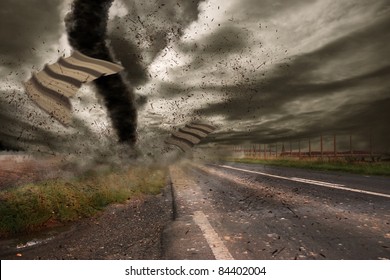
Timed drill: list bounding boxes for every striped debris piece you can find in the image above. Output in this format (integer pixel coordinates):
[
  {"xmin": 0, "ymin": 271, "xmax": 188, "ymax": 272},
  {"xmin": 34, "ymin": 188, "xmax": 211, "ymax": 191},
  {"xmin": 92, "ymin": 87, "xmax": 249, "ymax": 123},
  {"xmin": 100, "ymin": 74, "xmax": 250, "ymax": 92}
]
[
  {"xmin": 165, "ymin": 122, "xmax": 216, "ymax": 152},
  {"xmin": 23, "ymin": 51, "xmax": 124, "ymax": 125}
]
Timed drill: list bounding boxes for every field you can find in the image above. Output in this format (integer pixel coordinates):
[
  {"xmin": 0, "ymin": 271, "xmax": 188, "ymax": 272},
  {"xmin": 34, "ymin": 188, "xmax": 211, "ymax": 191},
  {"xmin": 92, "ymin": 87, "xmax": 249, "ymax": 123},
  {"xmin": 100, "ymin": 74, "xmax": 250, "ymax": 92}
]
[
  {"xmin": 0, "ymin": 155, "xmax": 65, "ymax": 190},
  {"xmin": 0, "ymin": 155, "xmax": 167, "ymax": 237}
]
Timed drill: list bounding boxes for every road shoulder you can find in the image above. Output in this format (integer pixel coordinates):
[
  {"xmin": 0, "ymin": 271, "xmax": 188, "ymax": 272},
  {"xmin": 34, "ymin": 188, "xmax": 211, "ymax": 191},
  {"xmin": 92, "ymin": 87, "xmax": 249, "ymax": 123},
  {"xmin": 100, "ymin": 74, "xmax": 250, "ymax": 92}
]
[{"xmin": 0, "ymin": 186, "xmax": 173, "ymax": 260}]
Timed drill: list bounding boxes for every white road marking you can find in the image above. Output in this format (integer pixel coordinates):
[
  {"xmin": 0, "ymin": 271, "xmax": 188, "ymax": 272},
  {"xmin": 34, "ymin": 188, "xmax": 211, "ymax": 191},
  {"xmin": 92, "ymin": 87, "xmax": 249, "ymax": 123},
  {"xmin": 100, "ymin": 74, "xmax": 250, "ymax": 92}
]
[
  {"xmin": 219, "ymin": 165, "xmax": 390, "ymax": 199},
  {"xmin": 192, "ymin": 211, "xmax": 234, "ymax": 260},
  {"xmin": 289, "ymin": 177, "xmax": 344, "ymax": 187}
]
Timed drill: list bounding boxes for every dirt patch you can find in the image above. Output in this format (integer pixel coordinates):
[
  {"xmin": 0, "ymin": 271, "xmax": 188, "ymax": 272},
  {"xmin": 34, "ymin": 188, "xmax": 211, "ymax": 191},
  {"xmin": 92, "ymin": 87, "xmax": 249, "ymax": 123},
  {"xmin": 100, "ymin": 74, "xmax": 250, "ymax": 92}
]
[{"xmin": 0, "ymin": 155, "xmax": 64, "ymax": 190}]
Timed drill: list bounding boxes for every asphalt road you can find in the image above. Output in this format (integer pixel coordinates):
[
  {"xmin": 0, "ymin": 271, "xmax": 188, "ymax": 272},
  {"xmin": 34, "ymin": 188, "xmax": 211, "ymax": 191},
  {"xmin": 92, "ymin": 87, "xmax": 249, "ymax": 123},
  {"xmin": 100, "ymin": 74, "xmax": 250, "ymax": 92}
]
[
  {"xmin": 1, "ymin": 160, "xmax": 388, "ymax": 260},
  {"xmin": 163, "ymin": 161, "xmax": 390, "ymax": 260}
]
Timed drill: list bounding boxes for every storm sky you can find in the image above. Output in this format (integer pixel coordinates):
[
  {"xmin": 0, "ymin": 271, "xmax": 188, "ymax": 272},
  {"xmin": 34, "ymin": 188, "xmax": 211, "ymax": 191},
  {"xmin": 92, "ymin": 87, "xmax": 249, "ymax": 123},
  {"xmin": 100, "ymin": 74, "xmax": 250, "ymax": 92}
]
[{"xmin": 1, "ymin": 0, "xmax": 389, "ymax": 155}]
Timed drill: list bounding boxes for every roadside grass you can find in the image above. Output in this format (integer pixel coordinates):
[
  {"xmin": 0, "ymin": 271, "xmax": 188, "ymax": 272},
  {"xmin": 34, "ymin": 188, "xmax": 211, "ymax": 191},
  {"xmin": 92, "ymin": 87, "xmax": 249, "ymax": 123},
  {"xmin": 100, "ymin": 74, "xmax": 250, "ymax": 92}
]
[
  {"xmin": 227, "ymin": 158, "xmax": 390, "ymax": 176},
  {"xmin": 0, "ymin": 166, "xmax": 167, "ymax": 237}
]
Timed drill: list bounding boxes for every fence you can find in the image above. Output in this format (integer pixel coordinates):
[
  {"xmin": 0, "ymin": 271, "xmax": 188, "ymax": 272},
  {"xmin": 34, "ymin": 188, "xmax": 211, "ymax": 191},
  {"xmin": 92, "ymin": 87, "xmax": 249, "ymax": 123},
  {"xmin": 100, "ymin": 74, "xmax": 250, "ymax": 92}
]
[{"xmin": 231, "ymin": 134, "xmax": 385, "ymax": 162}]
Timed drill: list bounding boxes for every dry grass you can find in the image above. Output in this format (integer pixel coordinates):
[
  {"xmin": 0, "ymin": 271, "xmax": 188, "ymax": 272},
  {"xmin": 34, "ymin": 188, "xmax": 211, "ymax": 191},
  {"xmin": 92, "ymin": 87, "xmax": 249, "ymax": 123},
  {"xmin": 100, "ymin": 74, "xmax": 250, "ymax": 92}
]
[{"xmin": 0, "ymin": 166, "xmax": 167, "ymax": 237}]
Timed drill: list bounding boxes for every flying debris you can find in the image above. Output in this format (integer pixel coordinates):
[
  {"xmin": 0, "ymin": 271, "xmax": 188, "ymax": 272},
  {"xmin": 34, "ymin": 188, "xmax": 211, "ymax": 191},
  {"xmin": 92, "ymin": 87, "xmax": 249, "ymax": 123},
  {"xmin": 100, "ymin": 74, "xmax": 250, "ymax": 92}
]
[
  {"xmin": 165, "ymin": 122, "xmax": 216, "ymax": 152},
  {"xmin": 23, "ymin": 51, "xmax": 123, "ymax": 125}
]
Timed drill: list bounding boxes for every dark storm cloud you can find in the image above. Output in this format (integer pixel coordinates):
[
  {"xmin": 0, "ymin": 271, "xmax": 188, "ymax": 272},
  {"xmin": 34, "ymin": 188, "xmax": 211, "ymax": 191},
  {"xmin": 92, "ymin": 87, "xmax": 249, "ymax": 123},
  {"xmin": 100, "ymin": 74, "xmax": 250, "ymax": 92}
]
[
  {"xmin": 1, "ymin": 0, "xmax": 388, "ymax": 157},
  {"xmin": 157, "ymin": 82, "xmax": 196, "ymax": 98},
  {"xmin": 208, "ymin": 94, "xmax": 390, "ymax": 153},
  {"xmin": 198, "ymin": 63, "xmax": 390, "ymax": 122},
  {"xmin": 174, "ymin": 25, "xmax": 252, "ymax": 73},
  {"xmin": 0, "ymin": 0, "xmax": 207, "ymax": 154},
  {"xmin": 0, "ymin": 0, "xmax": 66, "ymax": 152},
  {"xmin": 192, "ymin": 15, "xmax": 390, "ymax": 148},
  {"xmin": 0, "ymin": 0, "xmax": 63, "ymax": 69},
  {"xmin": 0, "ymin": 88, "xmax": 66, "ymax": 152},
  {"xmin": 62, "ymin": 0, "xmax": 207, "ymax": 145},
  {"xmin": 0, "ymin": 0, "xmax": 127, "ymax": 155},
  {"xmin": 109, "ymin": 35, "xmax": 150, "ymax": 87},
  {"xmin": 120, "ymin": 0, "xmax": 205, "ymax": 33},
  {"xmin": 328, "ymin": 97, "xmax": 390, "ymax": 152},
  {"xmin": 0, "ymin": 87, "xmax": 130, "ymax": 158}
]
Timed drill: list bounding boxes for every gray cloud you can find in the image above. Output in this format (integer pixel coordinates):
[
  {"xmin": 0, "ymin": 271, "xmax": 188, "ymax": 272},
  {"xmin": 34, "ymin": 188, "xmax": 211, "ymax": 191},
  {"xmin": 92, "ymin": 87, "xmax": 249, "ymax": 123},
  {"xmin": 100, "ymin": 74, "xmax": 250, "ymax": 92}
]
[
  {"xmin": 108, "ymin": 0, "xmax": 206, "ymax": 86},
  {"xmin": 229, "ymin": 0, "xmax": 318, "ymax": 20},
  {"xmin": 0, "ymin": 0, "xmax": 67, "ymax": 152},
  {"xmin": 0, "ymin": 0, "xmax": 207, "ymax": 155},
  {"xmin": 109, "ymin": 35, "xmax": 150, "ymax": 87},
  {"xmin": 1, "ymin": 0, "xmax": 389, "ymax": 156},
  {"xmin": 176, "ymin": 25, "xmax": 251, "ymax": 71},
  {"xmin": 180, "ymin": 25, "xmax": 250, "ymax": 55},
  {"xmin": 187, "ymin": 15, "xmax": 390, "ymax": 150},
  {"xmin": 0, "ymin": 87, "xmax": 66, "ymax": 153},
  {"xmin": 0, "ymin": 86, "xmax": 139, "ymax": 168},
  {"xmin": 0, "ymin": 0, "xmax": 64, "ymax": 69}
]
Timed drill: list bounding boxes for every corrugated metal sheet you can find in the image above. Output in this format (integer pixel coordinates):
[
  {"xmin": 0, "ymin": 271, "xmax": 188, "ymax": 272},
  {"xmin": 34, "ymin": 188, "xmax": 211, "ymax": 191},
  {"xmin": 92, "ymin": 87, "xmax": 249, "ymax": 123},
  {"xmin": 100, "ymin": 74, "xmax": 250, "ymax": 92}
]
[
  {"xmin": 165, "ymin": 122, "xmax": 216, "ymax": 152},
  {"xmin": 23, "ymin": 51, "xmax": 124, "ymax": 125}
]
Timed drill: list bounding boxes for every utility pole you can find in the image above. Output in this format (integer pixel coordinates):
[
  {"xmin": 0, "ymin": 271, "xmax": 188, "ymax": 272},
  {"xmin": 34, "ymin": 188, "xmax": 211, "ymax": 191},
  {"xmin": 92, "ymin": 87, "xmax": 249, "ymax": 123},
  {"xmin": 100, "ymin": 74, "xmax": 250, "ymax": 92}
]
[
  {"xmin": 370, "ymin": 132, "xmax": 373, "ymax": 157},
  {"xmin": 276, "ymin": 142, "xmax": 278, "ymax": 158},
  {"xmin": 269, "ymin": 144, "xmax": 271, "ymax": 158},
  {"xmin": 298, "ymin": 140, "xmax": 301, "ymax": 158},
  {"xmin": 350, "ymin": 134, "xmax": 353, "ymax": 156}
]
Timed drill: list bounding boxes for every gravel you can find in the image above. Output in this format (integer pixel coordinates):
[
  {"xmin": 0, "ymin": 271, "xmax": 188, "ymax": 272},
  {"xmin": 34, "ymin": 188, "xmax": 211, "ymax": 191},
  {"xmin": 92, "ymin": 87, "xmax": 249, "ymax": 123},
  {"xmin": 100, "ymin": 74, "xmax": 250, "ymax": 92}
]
[{"xmin": 0, "ymin": 186, "xmax": 174, "ymax": 260}]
